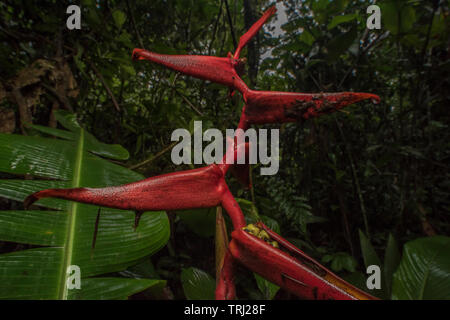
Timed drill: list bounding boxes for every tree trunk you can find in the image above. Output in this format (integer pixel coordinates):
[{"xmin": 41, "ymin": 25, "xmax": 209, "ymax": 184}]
[{"xmin": 243, "ymin": 0, "xmax": 259, "ymax": 87}]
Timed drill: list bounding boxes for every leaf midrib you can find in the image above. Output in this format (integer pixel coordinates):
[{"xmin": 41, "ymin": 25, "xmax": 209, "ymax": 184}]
[
  {"xmin": 417, "ymin": 248, "xmax": 439, "ymax": 300},
  {"xmin": 58, "ymin": 129, "xmax": 84, "ymax": 300}
]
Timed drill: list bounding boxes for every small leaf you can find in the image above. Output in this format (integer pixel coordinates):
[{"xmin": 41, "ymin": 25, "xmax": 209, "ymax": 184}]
[
  {"xmin": 398, "ymin": 146, "xmax": 424, "ymax": 159},
  {"xmin": 254, "ymin": 273, "xmax": 279, "ymax": 300},
  {"xmin": 112, "ymin": 10, "xmax": 127, "ymax": 29},
  {"xmin": 121, "ymin": 63, "xmax": 136, "ymax": 76},
  {"xmin": 260, "ymin": 215, "xmax": 280, "ymax": 234},
  {"xmin": 181, "ymin": 267, "xmax": 216, "ymax": 300},
  {"xmin": 359, "ymin": 230, "xmax": 381, "ymax": 269},
  {"xmin": 384, "ymin": 233, "xmax": 401, "ymax": 297},
  {"xmin": 299, "ymin": 30, "xmax": 314, "ymax": 46},
  {"xmin": 327, "ymin": 14, "xmax": 356, "ymax": 30},
  {"xmin": 235, "ymin": 198, "xmax": 258, "ymax": 219},
  {"xmin": 359, "ymin": 230, "xmax": 386, "ymax": 299}
]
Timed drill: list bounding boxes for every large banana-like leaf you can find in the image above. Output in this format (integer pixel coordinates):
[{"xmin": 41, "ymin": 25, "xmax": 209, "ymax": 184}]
[
  {"xmin": 0, "ymin": 111, "xmax": 170, "ymax": 299},
  {"xmin": 391, "ymin": 236, "xmax": 450, "ymax": 300}
]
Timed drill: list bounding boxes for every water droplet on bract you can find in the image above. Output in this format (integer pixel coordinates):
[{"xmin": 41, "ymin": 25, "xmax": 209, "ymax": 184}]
[{"xmin": 371, "ymin": 98, "xmax": 379, "ymax": 105}]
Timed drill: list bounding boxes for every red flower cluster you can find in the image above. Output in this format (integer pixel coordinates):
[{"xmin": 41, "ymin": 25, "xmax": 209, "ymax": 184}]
[{"xmin": 25, "ymin": 6, "xmax": 379, "ymax": 300}]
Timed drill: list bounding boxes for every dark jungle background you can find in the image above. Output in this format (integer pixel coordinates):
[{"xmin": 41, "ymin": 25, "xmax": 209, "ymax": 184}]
[{"xmin": 0, "ymin": 0, "xmax": 448, "ymax": 300}]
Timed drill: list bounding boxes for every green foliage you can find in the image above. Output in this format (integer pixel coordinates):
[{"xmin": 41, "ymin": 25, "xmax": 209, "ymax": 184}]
[
  {"xmin": 384, "ymin": 233, "xmax": 401, "ymax": 297},
  {"xmin": 322, "ymin": 251, "xmax": 358, "ymax": 273},
  {"xmin": 263, "ymin": 176, "xmax": 326, "ymax": 236},
  {"xmin": 327, "ymin": 14, "xmax": 357, "ymax": 30},
  {"xmin": 358, "ymin": 230, "xmax": 402, "ymax": 299},
  {"xmin": 326, "ymin": 25, "xmax": 357, "ymax": 63},
  {"xmin": 392, "ymin": 236, "xmax": 450, "ymax": 300},
  {"xmin": 254, "ymin": 273, "xmax": 280, "ymax": 300},
  {"xmin": 380, "ymin": 0, "xmax": 416, "ymax": 35},
  {"xmin": 181, "ymin": 267, "xmax": 216, "ymax": 300},
  {"xmin": 0, "ymin": 111, "xmax": 169, "ymax": 299},
  {"xmin": 177, "ymin": 207, "xmax": 216, "ymax": 238}
]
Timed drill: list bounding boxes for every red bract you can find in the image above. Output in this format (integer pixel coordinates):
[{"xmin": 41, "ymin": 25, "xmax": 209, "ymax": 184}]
[
  {"xmin": 229, "ymin": 230, "xmax": 366, "ymax": 300},
  {"xmin": 25, "ymin": 165, "xmax": 226, "ymax": 212},
  {"xmin": 25, "ymin": 149, "xmax": 248, "ymax": 230},
  {"xmin": 229, "ymin": 222, "xmax": 377, "ymax": 300},
  {"xmin": 132, "ymin": 50, "xmax": 249, "ymax": 94},
  {"xmin": 216, "ymin": 251, "xmax": 237, "ymax": 300},
  {"xmin": 241, "ymin": 90, "xmax": 381, "ymax": 125},
  {"xmin": 233, "ymin": 5, "xmax": 277, "ymax": 60},
  {"xmin": 132, "ymin": 6, "xmax": 277, "ymax": 94},
  {"xmin": 24, "ymin": 5, "xmax": 381, "ymax": 300}
]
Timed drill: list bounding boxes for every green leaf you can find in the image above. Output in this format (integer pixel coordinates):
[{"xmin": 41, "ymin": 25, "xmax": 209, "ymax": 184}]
[
  {"xmin": 0, "ymin": 210, "xmax": 67, "ymax": 246},
  {"xmin": 259, "ymin": 215, "xmax": 280, "ymax": 234},
  {"xmin": 326, "ymin": 26, "xmax": 357, "ymax": 62},
  {"xmin": 254, "ymin": 273, "xmax": 279, "ymax": 300},
  {"xmin": 67, "ymin": 278, "xmax": 165, "ymax": 300},
  {"xmin": 398, "ymin": 146, "xmax": 424, "ymax": 159},
  {"xmin": 177, "ymin": 207, "xmax": 216, "ymax": 238},
  {"xmin": 380, "ymin": 1, "xmax": 416, "ymax": 35},
  {"xmin": 392, "ymin": 236, "xmax": 450, "ymax": 300},
  {"xmin": 299, "ymin": 30, "xmax": 314, "ymax": 46},
  {"xmin": 311, "ymin": 0, "xmax": 329, "ymax": 14},
  {"xmin": 29, "ymin": 115, "xmax": 129, "ymax": 160},
  {"xmin": 112, "ymin": 10, "xmax": 127, "ymax": 29},
  {"xmin": 53, "ymin": 110, "xmax": 129, "ymax": 160},
  {"xmin": 181, "ymin": 267, "xmax": 216, "ymax": 300},
  {"xmin": 54, "ymin": 109, "xmax": 81, "ymax": 131},
  {"xmin": 384, "ymin": 233, "xmax": 401, "ymax": 298},
  {"xmin": 235, "ymin": 198, "xmax": 258, "ymax": 219},
  {"xmin": 338, "ymin": 253, "xmax": 357, "ymax": 272},
  {"xmin": 0, "ymin": 133, "xmax": 133, "ymax": 180},
  {"xmin": 322, "ymin": 252, "xmax": 357, "ymax": 273},
  {"xmin": 358, "ymin": 230, "xmax": 386, "ymax": 299},
  {"xmin": 121, "ymin": 63, "xmax": 136, "ymax": 76},
  {"xmin": 327, "ymin": 14, "xmax": 356, "ymax": 30},
  {"xmin": 359, "ymin": 230, "xmax": 381, "ymax": 269},
  {"xmin": 0, "ymin": 114, "xmax": 170, "ymax": 299}
]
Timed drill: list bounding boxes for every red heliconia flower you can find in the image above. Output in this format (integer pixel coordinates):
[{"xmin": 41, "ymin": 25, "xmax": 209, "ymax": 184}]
[
  {"xmin": 23, "ymin": 4, "xmax": 383, "ymax": 301},
  {"xmin": 132, "ymin": 49, "xmax": 249, "ymax": 94},
  {"xmin": 240, "ymin": 89, "xmax": 380, "ymax": 125},
  {"xmin": 24, "ymin": 143, "xmax": 250, "ymax": 231},
  {"xmin": 132, "ymin": 6, "xmax": 277, "ymax": 94},
  {"xmin": 228, "ymin": 222, "xmax": 377, "ymax": 300}
]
